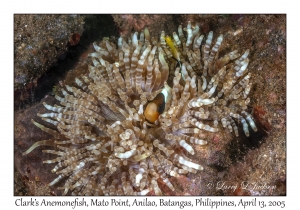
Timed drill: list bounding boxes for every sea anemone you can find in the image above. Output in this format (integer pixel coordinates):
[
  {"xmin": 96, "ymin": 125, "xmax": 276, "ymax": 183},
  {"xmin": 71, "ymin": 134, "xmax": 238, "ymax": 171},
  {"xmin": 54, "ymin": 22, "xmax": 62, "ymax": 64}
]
[{"xmin": 23, "ymin": 21, "xmax": 257, "ymax": 195}]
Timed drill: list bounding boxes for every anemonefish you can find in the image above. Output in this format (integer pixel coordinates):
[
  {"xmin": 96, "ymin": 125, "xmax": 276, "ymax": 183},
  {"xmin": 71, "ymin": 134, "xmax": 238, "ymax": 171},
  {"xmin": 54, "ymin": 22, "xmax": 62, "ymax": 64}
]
[
  {"xmin": 144, "ymin": 37, "xmax": 181, "ymax": 124},
  {"xmin": 144, "ymin": 84, "xmax": 172, "ymax": 123},
  {"xmin": 164, "ymin": 36, "xmax": 182, "ymax": 71},
  {"xmin": 144, "ymin": 93, "xmax": 165, "ymax": 123}
]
